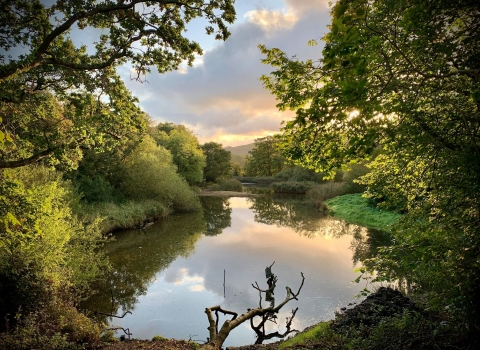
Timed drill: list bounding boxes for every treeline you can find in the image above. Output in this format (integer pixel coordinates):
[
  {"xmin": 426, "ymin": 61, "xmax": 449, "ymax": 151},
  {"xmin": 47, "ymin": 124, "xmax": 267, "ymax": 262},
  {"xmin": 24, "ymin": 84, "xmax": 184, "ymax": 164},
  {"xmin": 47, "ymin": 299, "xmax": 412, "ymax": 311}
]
[{"xmin": 0, "ymin": 89, "xmax": 236, "ymax": 348}]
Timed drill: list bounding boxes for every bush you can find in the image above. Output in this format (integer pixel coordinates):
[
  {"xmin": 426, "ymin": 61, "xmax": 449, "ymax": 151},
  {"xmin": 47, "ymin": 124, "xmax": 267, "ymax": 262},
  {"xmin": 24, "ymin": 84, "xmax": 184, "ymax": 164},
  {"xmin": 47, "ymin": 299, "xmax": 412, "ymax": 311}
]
[
  {"xmin": 274, "ymin": 166, "xmax": 325, "ymax": 183},
  {"xmin": 78, "ymin": 199, "xmax": 170, "ymax": 233},
  {"xmin": 306, "ymin": 182, "xmax": 347, "ymax": 204},
  {"xmin": 121, "ymin": 136, "xmax": 201, "ymax": 212},
  {"xmin": 209, "ymin": 179, "xmax": 243, "ymax": 192},
  {"xmin": 0, "ymin": 166, "xmax": 106, "ymax": 348},
  {"xmin": 343, "ymin": 163, "xmax": 369, "ymax": 194},
  {"xmin": 270, "ymin": 181, "xmax": 317, "ymax": 194}
]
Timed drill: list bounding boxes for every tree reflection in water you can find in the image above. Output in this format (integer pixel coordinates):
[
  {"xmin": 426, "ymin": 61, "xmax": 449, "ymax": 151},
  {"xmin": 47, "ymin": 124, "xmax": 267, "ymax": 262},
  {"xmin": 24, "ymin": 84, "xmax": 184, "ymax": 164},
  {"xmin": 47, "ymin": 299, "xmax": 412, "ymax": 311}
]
[
  {"xmin": 82, "ymin": 211, "xmax": 207, "ymax": 321},
  {"xmin": 200, "ymin": 197, "xmax": 232, "ymax": 236},
  {"xmin": 83, "ymin": 193, "xmax": 392, "ymax": 339}
]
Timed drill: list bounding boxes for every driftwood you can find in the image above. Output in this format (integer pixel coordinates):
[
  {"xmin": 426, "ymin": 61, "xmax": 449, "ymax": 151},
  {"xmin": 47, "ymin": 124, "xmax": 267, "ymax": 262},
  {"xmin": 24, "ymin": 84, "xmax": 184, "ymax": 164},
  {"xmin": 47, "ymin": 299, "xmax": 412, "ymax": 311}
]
[{"xmin": 201, "ymin": 264, "xmax": 305, "ymax": 349}]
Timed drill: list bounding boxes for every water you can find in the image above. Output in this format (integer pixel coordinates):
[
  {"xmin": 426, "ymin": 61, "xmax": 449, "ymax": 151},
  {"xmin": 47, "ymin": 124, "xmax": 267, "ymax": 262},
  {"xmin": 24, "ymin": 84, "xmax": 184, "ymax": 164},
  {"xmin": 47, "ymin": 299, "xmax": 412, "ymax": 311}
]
[{"xmin": 84, "ymin": 195, "xmax": 373, "ymax": 346}]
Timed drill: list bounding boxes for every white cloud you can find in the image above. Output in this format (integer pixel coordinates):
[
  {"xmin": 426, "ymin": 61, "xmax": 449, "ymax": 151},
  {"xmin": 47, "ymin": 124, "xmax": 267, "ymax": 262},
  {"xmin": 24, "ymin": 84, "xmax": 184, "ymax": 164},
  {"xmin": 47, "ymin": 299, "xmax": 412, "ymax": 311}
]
[
  {"xmin": 122, "ymin": 0, "xmax": 332, "ymax": 146},
  {"xmin": 244, "ymin": 9, "xmax": 297, "ymax": 33}
]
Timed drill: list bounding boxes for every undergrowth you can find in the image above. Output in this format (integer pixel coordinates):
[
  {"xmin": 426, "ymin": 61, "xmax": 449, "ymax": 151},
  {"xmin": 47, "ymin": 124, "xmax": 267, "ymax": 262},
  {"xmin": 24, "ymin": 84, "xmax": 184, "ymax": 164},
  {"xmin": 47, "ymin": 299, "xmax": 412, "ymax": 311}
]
[{"xmin": 78, "ymin": 199, "xmax": 171, "ymax": 233}]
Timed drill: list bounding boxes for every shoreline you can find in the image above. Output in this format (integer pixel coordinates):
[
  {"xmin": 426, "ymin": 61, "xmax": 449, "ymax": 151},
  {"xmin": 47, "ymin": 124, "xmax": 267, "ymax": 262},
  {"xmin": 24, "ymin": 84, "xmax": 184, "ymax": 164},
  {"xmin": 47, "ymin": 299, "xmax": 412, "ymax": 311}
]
[{"xmin": 197, "ymin": 190, "xmax": 263, "ymax": 197}]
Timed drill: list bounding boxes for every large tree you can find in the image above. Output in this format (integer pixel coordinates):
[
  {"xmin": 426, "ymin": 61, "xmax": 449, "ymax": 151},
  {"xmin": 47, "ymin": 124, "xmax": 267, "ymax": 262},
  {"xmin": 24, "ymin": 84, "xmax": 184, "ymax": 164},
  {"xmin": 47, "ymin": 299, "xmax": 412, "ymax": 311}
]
[
  {"xmin": 0, "ymin": 0, "xmax": 235, "ymax": 169},
  {"xmin": 261, "ymin": 0, "xmax": 480, "ymax": 334},
  {"xmin": 150, "ymin": 122, "xmax": 206, "ymax": 185},
  {"xmin": 244, "ymin": 135, "xmax": 286, "ymax": 176},
  {"xmin": 201, "ymin": 141, "xmax": 232, "ymax": 183}
]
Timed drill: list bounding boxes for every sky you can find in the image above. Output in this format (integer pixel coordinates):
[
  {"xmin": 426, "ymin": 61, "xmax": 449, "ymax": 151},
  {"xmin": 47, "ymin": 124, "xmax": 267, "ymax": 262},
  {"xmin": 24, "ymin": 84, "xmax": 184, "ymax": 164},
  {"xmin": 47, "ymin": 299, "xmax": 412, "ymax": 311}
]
[{"xmin": 115, "ymin": 0, "xmax": 333, "ymax": 147}]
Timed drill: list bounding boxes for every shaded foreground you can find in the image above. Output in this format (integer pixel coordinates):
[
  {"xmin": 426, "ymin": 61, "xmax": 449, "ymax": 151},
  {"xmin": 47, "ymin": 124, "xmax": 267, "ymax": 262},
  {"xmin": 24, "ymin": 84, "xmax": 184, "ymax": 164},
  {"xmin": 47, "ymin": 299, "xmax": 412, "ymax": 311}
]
[{"xmin": 99, "ymin": 287, "xmax": 468, "ymax": 349}]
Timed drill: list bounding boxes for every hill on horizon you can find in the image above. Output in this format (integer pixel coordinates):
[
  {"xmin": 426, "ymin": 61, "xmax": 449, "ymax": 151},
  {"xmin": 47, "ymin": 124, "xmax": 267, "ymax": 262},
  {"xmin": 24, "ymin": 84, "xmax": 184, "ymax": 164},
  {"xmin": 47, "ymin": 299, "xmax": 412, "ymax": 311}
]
[{"xmin": 224, "ymin": 143, "xmax": 254, "ymax": 157}]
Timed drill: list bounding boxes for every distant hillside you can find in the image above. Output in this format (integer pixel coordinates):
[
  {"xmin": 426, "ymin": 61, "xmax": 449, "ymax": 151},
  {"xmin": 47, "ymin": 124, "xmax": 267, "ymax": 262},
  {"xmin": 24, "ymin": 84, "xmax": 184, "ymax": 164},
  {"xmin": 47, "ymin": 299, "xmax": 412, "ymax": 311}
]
[{"xmin": 224, "ymin": 143, "xmax": 254, "ymax": 157}]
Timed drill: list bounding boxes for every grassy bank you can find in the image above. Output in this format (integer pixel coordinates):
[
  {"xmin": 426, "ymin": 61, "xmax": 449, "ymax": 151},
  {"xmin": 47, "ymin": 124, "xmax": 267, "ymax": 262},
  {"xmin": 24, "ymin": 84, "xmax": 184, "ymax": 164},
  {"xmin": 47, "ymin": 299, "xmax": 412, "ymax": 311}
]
[
  {"xmin": 325, "ymin": 193, "xmax": 401, "ymax": 231},
  {"xmin": 78, "ymin": 199, "xmax": 172, "ymax": 233}
]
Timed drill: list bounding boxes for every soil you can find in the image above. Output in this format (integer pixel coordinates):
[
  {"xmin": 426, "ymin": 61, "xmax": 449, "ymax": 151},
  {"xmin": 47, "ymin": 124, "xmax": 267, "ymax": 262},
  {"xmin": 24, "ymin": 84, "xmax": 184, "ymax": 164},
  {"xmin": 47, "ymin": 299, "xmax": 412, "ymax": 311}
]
[
  {"xmin": 331, "ymin": 287, "xmax": 420, "ymax": 332},
  {"xmin": 99, "ymin": 338, "xmax": 199, "ymax": 350}
]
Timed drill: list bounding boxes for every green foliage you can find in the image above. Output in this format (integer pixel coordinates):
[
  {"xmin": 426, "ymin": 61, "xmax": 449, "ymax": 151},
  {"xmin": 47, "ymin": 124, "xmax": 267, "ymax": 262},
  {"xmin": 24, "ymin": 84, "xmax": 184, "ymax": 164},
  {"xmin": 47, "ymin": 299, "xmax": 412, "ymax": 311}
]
[
  {"xmin": 325, "ymin": 194, "xmax": 401, "ymax": 231},
  {"xmin": 209, "ymin": 178, "xmax": 243, "ymax": 192},
  {"xmin": 274, "ymin": 166, "xmax": 325, "ymax": 183},
  {"xmin": 121, "ymin": 136, "xmax": 201, "ymax": 212},
  {"xmin": 261, "ymin": 0, "xmax": 480, "ymax": 333},
  {"xmin": 270, "ymin": 181, "xmax": 317, "ymax": 194},
  {"xmin": 150, "ymin": 123, "xmax": 206, "ymax": 185},
  {"xmin": 306, "ymin": 182, "xmax": 347, "ymax": 204},
  {"xmin": 244, "ymin": 135, "xmax": 287, "ymax": 176},
  {"xmin": 151, "ymin": 335, "xmax": 167, "ymax": 341},
  {"xmin": 278, "ymin": 322, "xmax": 337, "ymax": 349},
  {"xmin": 0, "ymin": 296, "xmax": 102, "ymax": 350},
  {"xmin": 78, "ymin": 199, "xmax": 170, "ymax": 234},
  {"xmin": 342, "ymin": 162, "xmax": 369, "ymax": 194},
  {"xmin": 0, "ymin": 166, "xmax": 107, "ymax": 345},
  {"xmin": 201, "ymin": 142, "xmax": 232, "ymax": 183}
]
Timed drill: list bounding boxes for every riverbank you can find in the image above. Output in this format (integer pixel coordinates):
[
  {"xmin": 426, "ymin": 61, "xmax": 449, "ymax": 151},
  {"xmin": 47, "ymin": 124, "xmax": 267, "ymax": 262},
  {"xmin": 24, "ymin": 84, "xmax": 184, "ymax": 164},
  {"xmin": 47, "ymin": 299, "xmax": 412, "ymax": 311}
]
[
  {"xmin": 325, "ymin": 193, "xmax": 401, "ymax": 231},
  {"xmin": 97, "ymin": 287, "xmax": 451, "ymax": 350},
  {"xmin": 197, "ymin": 189, "xmax": 263, "ymax": 197}
]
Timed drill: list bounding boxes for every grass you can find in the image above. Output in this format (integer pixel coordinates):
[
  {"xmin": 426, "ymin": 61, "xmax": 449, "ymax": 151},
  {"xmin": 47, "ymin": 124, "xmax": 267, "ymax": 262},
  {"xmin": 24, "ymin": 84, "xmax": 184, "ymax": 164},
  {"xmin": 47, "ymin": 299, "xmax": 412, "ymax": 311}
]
[
  {"xmin": 279, "ymin": 322, "xmax": 342, "ymax": 349},
  {"xmin": 306, "ymin": 182, "xmax": 348, "ymax": 203},
  {"xmin": 325, "ymin": 193, "xmax": 401, "ymax": 231},
  {"xmin": 279, "ymin": 311, "xmax": 458, "ymax": 350},
  {"xmin": 78, "ymin": 199, "xmax": 171, "ymax": 233}
]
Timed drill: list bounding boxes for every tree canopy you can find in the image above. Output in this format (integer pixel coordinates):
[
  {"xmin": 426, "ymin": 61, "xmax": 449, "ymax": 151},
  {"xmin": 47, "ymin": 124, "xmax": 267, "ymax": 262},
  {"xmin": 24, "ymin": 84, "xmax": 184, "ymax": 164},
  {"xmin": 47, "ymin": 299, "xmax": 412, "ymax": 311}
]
[
  {"xmin": 244, "ymin": 135, "xmax": 286, "ymax": 176},
  {"xmin": 150, "ymin": 122, "xmax": 206, "ymax": 185},
  {"xmin": 0, "ymin": 0, "xmax": 236, "ymax": 169},
  {"xmin": 261, "ymin": 0, "xmax": 480, "ymax": 332},
  {"xmin": 201, "ymin": 141, "xmax": 232, "ymax": 183}
]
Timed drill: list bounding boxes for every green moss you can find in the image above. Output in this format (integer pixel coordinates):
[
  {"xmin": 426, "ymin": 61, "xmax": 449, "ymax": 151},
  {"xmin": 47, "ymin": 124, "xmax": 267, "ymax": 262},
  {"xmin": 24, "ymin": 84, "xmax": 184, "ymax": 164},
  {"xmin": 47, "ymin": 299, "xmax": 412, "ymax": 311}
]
[{"xmin": 325, "ymin": 193, "xmax": 401, "ymax": 230}]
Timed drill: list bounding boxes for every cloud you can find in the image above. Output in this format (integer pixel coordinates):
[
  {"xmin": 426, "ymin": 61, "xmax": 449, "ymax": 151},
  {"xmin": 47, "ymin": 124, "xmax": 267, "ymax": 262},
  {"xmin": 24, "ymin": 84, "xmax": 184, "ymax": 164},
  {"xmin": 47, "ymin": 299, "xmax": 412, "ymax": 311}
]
[
  {"xmin": 244, "ymin": 9, "xmax": 297, "ymax": 33},
  {"xmin": 122, "ymin": 1, "xmax": 332, "ymax": 146}
]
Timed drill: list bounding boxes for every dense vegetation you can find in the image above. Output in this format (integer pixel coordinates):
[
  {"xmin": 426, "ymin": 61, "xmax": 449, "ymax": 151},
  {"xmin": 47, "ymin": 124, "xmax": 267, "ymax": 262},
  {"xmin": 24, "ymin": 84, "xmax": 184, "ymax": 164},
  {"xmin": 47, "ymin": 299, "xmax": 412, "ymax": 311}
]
[
  {"xmin": 0, "ymin": 0, "xmax": 236, "ymax": 348},
  {"xmin": 261, "ymin": 0, "xmax": 480, "ymax": 345}
]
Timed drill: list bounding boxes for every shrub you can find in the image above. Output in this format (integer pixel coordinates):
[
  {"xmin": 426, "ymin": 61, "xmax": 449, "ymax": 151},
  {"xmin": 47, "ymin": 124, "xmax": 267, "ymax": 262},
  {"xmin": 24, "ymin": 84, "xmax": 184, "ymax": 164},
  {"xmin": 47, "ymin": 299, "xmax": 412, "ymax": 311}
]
[
  {"xmin": 78, "ymin": 199, "xmax": 170, "ymax": 233},
  {"xmin": 0, "ymin": 166, "xmax": 105, "ymax": 348},
  {"xmin": 270, "ymin": 181, "xmax": 317, "ymax": 194},
  {"xmin": 306, "ymin": 182, "xmax": 347, "ymax": 204},
  {"xmin": 343, "ymin": 163, "xmax": 369, "ymax": 194},
  {"xmin": 274, "ymin": 166, "xmax": 325, "ymax": 183},
  {"xmin": 217, "ymin": 179, "xmax": 243, "ymax": 192},
  {"xmin": 120, "ymin": 136, "xmax": 201, "ymax": 212}
]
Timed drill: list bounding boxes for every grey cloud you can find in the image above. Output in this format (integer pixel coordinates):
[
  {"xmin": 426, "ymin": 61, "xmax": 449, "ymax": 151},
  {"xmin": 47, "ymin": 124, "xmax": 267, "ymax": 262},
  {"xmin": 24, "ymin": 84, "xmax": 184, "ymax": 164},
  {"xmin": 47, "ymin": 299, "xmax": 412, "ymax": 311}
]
[{"xmin": 122, "ymin": 3, "xmax": 332, "ymax": 145}]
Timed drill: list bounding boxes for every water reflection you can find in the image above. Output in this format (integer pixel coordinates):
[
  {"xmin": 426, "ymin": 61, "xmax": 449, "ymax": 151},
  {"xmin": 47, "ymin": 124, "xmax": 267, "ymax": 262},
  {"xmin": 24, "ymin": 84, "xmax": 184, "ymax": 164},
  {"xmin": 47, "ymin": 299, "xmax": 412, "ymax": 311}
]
[
  {"xmin": 84, "ymin": 211, "xmax": 206, "ymax": 315},
  {"xmin": 84, "ymin": 195, "xmax": 384, "ymax": 346},
  {"xmin": 200, "ymin": 197, "xmax": 231, "ymax": 236}
]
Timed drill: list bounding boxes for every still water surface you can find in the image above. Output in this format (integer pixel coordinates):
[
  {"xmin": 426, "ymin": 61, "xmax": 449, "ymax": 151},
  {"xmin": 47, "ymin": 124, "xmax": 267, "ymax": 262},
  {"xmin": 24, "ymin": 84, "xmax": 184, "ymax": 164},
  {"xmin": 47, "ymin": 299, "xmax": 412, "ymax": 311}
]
[{"xmin": 85, "ymin": 195, "xmax": 373, "ymax": 346}]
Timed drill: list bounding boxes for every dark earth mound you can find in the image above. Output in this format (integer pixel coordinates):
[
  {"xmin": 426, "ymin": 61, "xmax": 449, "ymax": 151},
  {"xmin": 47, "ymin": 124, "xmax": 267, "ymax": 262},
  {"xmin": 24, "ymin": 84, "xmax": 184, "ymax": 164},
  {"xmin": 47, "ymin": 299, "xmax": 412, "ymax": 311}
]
[{"xmin": 331, "ymin": 287, "xmax": 420, "ymax": 332}]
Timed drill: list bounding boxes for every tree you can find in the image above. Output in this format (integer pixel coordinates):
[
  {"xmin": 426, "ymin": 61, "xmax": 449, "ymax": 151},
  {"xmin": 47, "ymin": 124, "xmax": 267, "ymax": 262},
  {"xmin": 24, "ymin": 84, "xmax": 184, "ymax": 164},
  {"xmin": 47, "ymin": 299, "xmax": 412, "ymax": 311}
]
[
  {"xmin": 260, "ymin": 0, "xmax": 480, "ymax": 333},
  {"xmin": 201, "ymin": 142, "xmax": 232, "ymax": 183},
  {"xmin": 0, "ymin": 0, "xmax": 235, "ymax": 169},
  {"xmin": 121, "ymin": 135, "xmax": 200, "ymax": 212},
  {"xmin": 150, "ymin": 123, "xmax": 206, "ymax": 185},
  {"xmin": 244, "ymin": 136, "xmax": 286, "ymax": 176}
]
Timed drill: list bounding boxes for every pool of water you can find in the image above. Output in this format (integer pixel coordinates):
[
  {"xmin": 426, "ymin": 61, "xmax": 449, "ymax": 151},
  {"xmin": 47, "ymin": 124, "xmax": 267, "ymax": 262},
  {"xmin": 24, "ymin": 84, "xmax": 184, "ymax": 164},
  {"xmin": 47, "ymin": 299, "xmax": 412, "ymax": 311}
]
[{"xmin": 84, "ymin": 195, "xmax": 373, "ymax": 346}]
